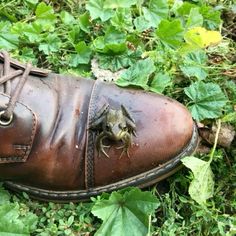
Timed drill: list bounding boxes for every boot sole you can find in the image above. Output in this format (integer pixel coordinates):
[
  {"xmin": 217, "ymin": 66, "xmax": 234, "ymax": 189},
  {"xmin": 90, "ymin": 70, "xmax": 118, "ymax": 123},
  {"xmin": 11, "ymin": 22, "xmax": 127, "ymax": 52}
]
[{"xmin": 4, "ymin": 124, "xmax": 198, "ymax": 202}]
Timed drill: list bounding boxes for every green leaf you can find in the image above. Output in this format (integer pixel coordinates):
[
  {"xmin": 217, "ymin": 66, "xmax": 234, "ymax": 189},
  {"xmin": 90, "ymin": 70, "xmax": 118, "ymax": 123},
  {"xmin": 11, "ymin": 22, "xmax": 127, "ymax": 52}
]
[
  {"xmin": 180, "ymin": 51, "xmax": 208, "ymax": 80},
  {"xmin": 177, "ymin": 2, "xmax": 196, "ymax": 16},
  {"xmin": 39, "ymin": 34, "xmax": 62, "ymax": 55},
  {"xmin": 134, "ymin": 16, "xmax": 150, "ymax": 32},
  {"xmin": 149, "ymin": 72, "xmax": 172, "ymax": 93},
  {"xmin": 12, "ymin": 22, "xmax": 42, "ymax": 43},
  {"xmin": 184, "ymin": 81, "xmax": 228, "ymax": 121},
  {"xmin": 116, "ymin": 58, "xmax": 155, "ymax": 89},
  {"xmin": 143, "ymin": 0, "xmax": 168, "ymax": 27},
  {"xmin": 93, "ymin": 27, "xmax": 127, "ymax": 54},
  {"xmin": 86, "ymin": 0, "xmax": 114, "ymax": 22},
  {"xmin": 15, "ymin": 48, "xmax": 38, "ymax": 65},
  {"xmin": 199, "ymin": 5, "xmax": 222, "ymax": 30},
  {"xmin": 0, "ymin": 202, "xmax": 38, "ymax": 235},
  {"xmin": 92, "ymin": 188, "xmax": 160, "ymax": 236},
  {"xmin": 0, "ymin": 22, "xmax": 19, "ymax": 50},
  {"xmin": 0, "ymin": 187, "xmax": 11, "ymax": 205},
  {"xmin": 97, "ymin": 48, "xmax": 142, "ymax": 71},
  {"xmin": 69, "ymin": 42, "xmax": 92, "ymax": 66},
  {"xmin": 156, "ymin": 19, "xmax": 184, "ymax": 48},
  {"xmin": 35, "ymin": 2, "xmax": 57, "ymax": 22},
  {"xmin": 60, "ymin": 11, "xmax": 76, "ymax": 25},
  {"xmin": 111, "ymin": 8, "xmax": 133, "ymax": 32},
  {"xmin": 78, "ymin": 12, "xmax": 91, "ymax": 33},
  {"xmin": 182, "ymin": 156, "xmax": 214, "ymax": 206},
  {"xmin": 186, "ymin": 8, "xmax": 203, "ymax": 29},
  {"xmin": 35, "ymin": 2, "xmax": 57, "ymax": 30},
  {"xmin": 104, "ymin": 0, "xmax": 137, "ymax": 8}
]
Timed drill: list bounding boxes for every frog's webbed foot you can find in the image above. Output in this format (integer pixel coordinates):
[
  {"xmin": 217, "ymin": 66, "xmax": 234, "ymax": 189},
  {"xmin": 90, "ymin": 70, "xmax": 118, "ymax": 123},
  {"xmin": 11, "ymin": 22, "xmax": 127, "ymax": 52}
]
[
  {"xmin": 96, "ymin": 133, "xmax": 111, "ymax": 158},
  {"xmin": 116, "ymin": 134, "xmax": 131, "ymax": 159}
]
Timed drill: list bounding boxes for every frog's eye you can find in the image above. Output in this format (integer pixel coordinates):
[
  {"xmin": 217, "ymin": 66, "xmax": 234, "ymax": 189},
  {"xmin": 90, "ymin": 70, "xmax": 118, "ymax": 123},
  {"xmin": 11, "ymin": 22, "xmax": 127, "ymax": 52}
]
[
  {"xmin": 106, "ymin": 124, "xmax": 110, "ymax": 130},
  {"xmin": 119, "ymin": 124, "xmax": 127, "ymax": 130}
]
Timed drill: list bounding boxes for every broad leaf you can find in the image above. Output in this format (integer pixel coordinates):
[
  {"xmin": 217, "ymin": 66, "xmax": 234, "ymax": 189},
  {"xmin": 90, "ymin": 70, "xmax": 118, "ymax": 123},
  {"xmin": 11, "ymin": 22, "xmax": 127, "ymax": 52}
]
[
  {"xmin": 12, "ymin": 22, "xmax": 43, "ymax": 43},
  {"xmin": 78, "ymin": 12, "xmax": 91, "ymax": 33},
  {"xmin": 69, "ymin": 42, "xmax": 92, "ymax": 66},
  {"xmin": 35, "ymin": 2, "xmax": 56, "ymax": 20},
  {"xmin": 199, "ymin": 5, "xmax": 222, "ymax": 30},
  {"xmin": 97, "ymin": 48, "xmax": 142, "ymax": 71},
  {"xmin": 134, "ymin": 16, "xmax": 150, "ymax": 32},
  {"xmin": 60, "ymin": 11, "xmax": 76, "ymax": 25},
  {"xmin": 143, "ymin": 0, "xmax": 168, "ymax": 27},
  {"xmin": 149, "ymin": 72, "xmax": 172, "ymax": 93},
  {"xmin": 104, "ymin": 0, "xmax": 137, "ymax": 8},
  {"xmin": 184, "ymin": 81, "xmax": 228, "ymax": 121},
  {"xmin": 182, "ymin": 156, "xmax": 214, "ymax": 206},
  {"xmin": 93, "ymin": 27, "xmax": 127, "ymax": 54},
  {"xmin": 180, "ymin": 51, "xmax": 208, "ymax": 80},
  {"xmin": 156, "ymin": 19, "xmax": 184, "ymax": 48},
  {"xmin": 92, "ymin": 188, "xmax": 159, "ymax": 236},
  {"xmin": 111, "ymin": 8, "xmax": 133, "ymax": 32},
  {"xmin": 35, "ymin": 2, "xmax": 57, "ymax": 27},
  {"xmin": 39, "ymin": 34, "xmax": 61, "ymax": 55},
  {"xmin": 184, "ymin": 27, "xmax": 222, "ymax": 48},
  {"xmin": 186, "ymin": 8, "xmax": 203, "ymax": 29},
  {"xmin": 116, "ymin": 58, "xmax": 155, "ymax": 89},
  {"xmin": 0, "ymin": 22, "xmax": 19, "ymax": 50},
  {"xmin": 86, "ymin": 0, "xmax": 114, "ymax": 22}
]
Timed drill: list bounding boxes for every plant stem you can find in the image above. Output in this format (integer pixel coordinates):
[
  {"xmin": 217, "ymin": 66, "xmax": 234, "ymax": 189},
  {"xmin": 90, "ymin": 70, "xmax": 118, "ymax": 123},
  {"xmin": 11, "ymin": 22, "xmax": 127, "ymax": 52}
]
[{"xmin": 209, "ymin": 119, "xmax": 222, "ymax": 162}]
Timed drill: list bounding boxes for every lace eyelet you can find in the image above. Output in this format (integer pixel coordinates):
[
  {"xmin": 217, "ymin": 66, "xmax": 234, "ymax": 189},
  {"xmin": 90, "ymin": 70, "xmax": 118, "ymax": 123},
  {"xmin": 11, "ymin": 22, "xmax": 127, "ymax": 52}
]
[{"xmin": 0, "ymin": 110, "xmax": 13, "ymax": 126}]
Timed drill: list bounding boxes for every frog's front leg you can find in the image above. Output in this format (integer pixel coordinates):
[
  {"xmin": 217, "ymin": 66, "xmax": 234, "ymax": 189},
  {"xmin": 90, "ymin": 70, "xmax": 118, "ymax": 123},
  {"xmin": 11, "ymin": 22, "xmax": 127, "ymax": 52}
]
[
  {"xmin": 96, "ymin": 132, "xmax": 111, "ymax": 158},
  {"xmin": 117, "ymin": 133, "xmax": 132, "ymax": 159}
]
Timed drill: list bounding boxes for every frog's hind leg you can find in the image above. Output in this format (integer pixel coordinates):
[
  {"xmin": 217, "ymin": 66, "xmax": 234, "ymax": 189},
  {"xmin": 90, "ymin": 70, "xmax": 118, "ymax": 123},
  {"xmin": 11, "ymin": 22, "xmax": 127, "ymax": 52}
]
[{"xmin": 96, "ymin": 132, "xmax": 111, "ymax": 158}]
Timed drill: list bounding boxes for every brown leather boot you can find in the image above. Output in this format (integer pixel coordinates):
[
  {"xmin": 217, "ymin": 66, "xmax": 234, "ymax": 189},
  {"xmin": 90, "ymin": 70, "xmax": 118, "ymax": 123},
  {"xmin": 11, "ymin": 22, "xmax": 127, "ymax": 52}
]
[{"xmin": 0, "ymin": 51, "xmax": 198, "ymax": 202}]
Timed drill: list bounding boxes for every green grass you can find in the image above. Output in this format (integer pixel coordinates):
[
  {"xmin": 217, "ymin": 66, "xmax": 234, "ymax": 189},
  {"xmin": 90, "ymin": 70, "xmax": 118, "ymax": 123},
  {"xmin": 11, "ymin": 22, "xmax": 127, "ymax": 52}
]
[{"xmin": 0, "ymin": 0, "xmax": 235, "ymax": 235}]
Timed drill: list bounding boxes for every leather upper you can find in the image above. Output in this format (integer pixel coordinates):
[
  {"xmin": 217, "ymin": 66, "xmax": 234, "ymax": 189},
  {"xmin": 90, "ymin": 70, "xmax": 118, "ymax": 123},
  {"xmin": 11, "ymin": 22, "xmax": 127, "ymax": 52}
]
[{"xmin": 0, "ymin": 57, "xmax": 195, "ymax": 192}]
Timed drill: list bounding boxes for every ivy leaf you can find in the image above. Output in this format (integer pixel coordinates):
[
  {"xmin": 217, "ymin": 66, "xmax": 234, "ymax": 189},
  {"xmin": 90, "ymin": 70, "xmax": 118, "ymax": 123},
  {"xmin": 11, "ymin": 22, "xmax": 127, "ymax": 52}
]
[
  {"xmin": 182, "ymin": 156, "xmax": 214, "ymax": 206},
  {"xmin": 69, "ymin": 42, "xmax": 92, "ymax": 66},
  {"xmin": 86, "ymin": 0, "xmax": 114, "ymax": 22},
  {"xmin": 149, "ymin": 72, "xmax": 172, "ymax": 93},
  {"xmin": 92, "ymin": 188, "xmax": 160, "ymax": 236},
  {"xmin": 104, "ymin": 0, "xmax": 137, "ymax": 9},
  {"xmin": 180, "ymin": 51, "xmax": 208, "ymax": 80},
  {"xmin": 116, "ymin": 58, "xmax": 155, "ymax": 89},
  {"xmin": 156, "ymin": 19, "xmax": 184, "ymax": 48},
  {"xmin": 186, "ymin": 8, "xmax": 203, "ymax": 29},
  {"xmin": 143, "ymin": 0, "xmax": 168, "ymax": 27},
  {"xmin": 184, "ymin": 81, "xmax": 228, "ymax": 121},
  {"xmin": 0, "ymin": 22, "xmax": 19, "ymax": 50},
  {"xmin": 39, "ymin": 34, "xmax": 62, "ymax": 55}
]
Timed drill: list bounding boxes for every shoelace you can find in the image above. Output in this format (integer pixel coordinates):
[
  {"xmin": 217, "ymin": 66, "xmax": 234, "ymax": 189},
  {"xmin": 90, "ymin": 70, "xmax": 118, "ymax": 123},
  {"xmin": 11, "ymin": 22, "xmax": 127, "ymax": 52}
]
[{"xmin": 0, "ymin": 51, "xmax": 32, "ymax": 125}]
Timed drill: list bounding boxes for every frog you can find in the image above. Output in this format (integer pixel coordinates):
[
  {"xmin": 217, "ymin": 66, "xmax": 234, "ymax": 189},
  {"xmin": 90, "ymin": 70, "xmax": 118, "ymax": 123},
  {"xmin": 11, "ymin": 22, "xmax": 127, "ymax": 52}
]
[{"xmin": 89, "ymin": 104, "xmax": 136, "ymax": 158}]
